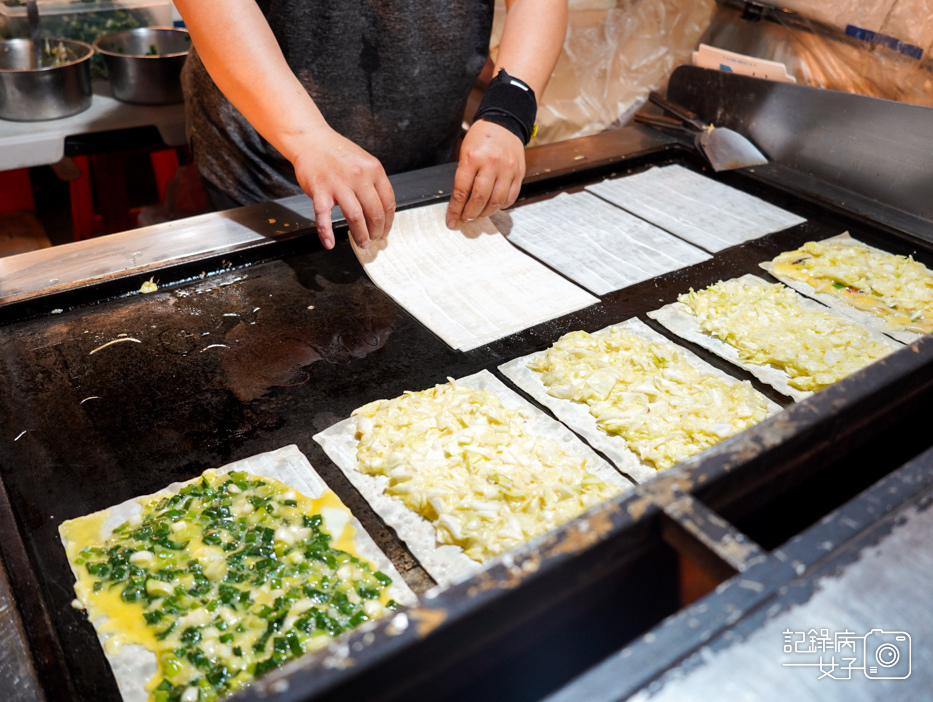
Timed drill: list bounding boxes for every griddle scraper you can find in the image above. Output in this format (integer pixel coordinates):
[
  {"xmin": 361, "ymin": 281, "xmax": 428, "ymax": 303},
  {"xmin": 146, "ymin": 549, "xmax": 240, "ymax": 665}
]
[{"xmin": 635, "ymin": 91, "xmax": 768, "ymax": 172}]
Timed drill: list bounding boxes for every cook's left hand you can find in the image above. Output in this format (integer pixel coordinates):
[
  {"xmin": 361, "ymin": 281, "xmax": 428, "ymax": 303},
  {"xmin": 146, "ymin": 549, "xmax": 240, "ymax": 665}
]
[{"xmin": 446, "ymin": 120, "xmax": 525, "ymax": 229}]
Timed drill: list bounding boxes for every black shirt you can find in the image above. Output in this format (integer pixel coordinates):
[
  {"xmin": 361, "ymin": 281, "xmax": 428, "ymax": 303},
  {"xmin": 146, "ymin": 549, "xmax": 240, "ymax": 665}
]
[{"xmin": 182, "ymin": 0, "xmax": 495, "ymax": 205}]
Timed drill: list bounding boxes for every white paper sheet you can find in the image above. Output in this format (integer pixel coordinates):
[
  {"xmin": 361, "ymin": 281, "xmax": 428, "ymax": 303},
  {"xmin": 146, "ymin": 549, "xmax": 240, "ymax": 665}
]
[
  {"xmin": 59, "ymin": 445, "xmax": 415, "ymax": 702},
  {"xmin": 760, "ymin": 232, "xmax": 918, "ymax": 344},
  {"xmin": 586, "ymin": 164, "xmax": 806, "ymax": 252},
  {"xmin": 313, "ymin": 370, "xmax": 633, "ymax": 589},
  {"xmin": 352, "ymin": 202, "xmax": 598, "ymax": 351},
  {"xmin": 492, "ymin": 191, "xmax": 712, "ymax": 295},
  {"xmin": 499, "ymin": 318, "xmax": 782, "ymax": 483},
  {"xmin": 647, "ymin": 274, "xmax": 902, "ymax": 402}
]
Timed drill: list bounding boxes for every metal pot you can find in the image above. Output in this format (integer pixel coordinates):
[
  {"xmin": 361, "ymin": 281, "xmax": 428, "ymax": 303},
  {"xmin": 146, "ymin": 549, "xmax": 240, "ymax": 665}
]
[
  {"xmin": 0, "ymin": 38, "xmax": 93, "ymax": 121},
  {"xmin": 93, "ymin": 28, "xmax": 190, "ymax": 106}
]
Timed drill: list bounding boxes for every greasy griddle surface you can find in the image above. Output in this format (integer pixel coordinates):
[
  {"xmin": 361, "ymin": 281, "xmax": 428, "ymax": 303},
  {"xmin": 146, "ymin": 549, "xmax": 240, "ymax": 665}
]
[{"xmin": 1, "ymin": 160, "xmax": 930, "ymax": 701}]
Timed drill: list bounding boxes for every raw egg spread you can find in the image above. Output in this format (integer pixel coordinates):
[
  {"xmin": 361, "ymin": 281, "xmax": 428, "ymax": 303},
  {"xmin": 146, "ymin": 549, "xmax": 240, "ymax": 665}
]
[{"xmin": 61, "ymin": 470, "xmax": 396, "ymax": 702}]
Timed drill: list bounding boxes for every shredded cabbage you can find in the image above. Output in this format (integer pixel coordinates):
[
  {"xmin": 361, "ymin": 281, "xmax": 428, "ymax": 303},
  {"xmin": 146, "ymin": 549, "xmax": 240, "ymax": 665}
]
[
  {"xmin": 679, "ymin": 278, "xmax": 894, "ymax": 391},
  {"xmin": 528, "ymin": 328, "xmax": 772, "ymax": 471},
  {"xmin": 353, "ymin": 381, "xmax": 620, "ymax": 562},
  {"xmin": 771, "ymin": 238, "xmax": 933, "ymax": 334}
]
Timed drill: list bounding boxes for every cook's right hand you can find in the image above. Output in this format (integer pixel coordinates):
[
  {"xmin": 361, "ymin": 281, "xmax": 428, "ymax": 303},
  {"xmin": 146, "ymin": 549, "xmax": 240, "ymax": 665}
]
[{"xmin": 291, "ymin": 126, "xmax": 395, "ymax": 250}]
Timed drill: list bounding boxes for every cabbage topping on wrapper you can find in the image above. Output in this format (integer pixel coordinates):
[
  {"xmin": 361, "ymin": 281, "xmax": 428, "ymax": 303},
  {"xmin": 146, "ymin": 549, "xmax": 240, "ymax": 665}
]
[
  {"xmin": 528, "ymin": 327, "xmax": 772, "ymax": 470},
  {"xmin": 679, "ymin": 278, "xmax": 894, "ymax": 391},
  {"xmin": 353, "ymin": 381, "xmax": 621, "ymax": 562},
  {"xmin": 771, "ymin": 238, "xmax": 933, "ymax": 334}
]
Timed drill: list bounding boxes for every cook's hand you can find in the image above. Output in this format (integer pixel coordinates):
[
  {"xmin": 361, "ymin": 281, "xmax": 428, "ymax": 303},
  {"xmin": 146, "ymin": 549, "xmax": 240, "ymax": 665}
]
[
  {"xmin": 292, "ymin": 126, "xmax": 395, "ymax": 250},
  {"xmin": 446, "ymin": 120, "xmax": 525, "ymax": 229}
]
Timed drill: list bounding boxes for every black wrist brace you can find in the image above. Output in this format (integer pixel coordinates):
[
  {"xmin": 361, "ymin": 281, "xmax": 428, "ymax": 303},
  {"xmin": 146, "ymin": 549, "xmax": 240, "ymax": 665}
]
[{"xmin": 474, "ymin": 69, "xmax": 537, "ymax": 145}]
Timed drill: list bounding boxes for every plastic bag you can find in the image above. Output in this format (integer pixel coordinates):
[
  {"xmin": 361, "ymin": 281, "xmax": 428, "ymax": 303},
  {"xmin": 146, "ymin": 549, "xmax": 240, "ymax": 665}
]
[
  {"xmin": 489, "ymin": 0, "xmax": 716, "ymax": 144},
  {"xmin": 769, "ymin": 0, "xmax": 933, "ymax": 55},
  {"xmin": 701, "ymin": 1, "xmax": 933, "ymax": 107}
]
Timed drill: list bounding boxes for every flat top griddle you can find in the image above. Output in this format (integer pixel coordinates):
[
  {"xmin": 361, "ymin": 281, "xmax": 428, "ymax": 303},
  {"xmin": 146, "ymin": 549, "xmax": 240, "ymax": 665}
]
[{"xmin": 2, "ymin": 136, "xmax": 933, "ymax": 702}]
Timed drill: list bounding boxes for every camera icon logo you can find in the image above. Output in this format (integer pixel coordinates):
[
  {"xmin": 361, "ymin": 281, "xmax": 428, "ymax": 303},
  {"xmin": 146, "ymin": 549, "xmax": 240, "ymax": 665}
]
[{"xmin": 863, "ymin": 629, "xmax": 911, "ymax": 679}]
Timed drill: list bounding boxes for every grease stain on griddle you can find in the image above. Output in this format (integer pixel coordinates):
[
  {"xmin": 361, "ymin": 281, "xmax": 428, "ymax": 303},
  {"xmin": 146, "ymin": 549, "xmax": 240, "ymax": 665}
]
[
  {"xmin": 542, "ymin": 507, "xmax": 617, "ymax": 558},
  {"xmin": 159, "ymin": 328, "xmax": 200, "ymax": 355},
  {"xmin": 409, "ymin": 606, "xmax": 448, "ymax": 638},
  {"xmin": 465, "ymin": 554, "xmax": 543, "ymax": 598},
  {"xmin": 218, "ymin": 270, "xmax": 398, "ymax": 401}
]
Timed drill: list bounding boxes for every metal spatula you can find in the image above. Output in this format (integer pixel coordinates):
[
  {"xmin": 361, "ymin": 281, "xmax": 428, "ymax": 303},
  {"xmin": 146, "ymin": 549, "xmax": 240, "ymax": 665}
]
[{"xmin": 636, "ymin": 91, "xmax": 768, "ymax": 172}]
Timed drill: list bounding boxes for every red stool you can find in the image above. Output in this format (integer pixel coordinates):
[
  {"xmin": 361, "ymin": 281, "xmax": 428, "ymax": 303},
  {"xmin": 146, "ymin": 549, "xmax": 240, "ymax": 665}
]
[
  {"xmin": 69, "ymin": 156, "xmax": 96, "ymax": 241},
  {"xmin": 69, "ymin": 148, "xmax": 181, "ymax": 241},
  {"xmin": 150, "ymin": 148, "xmax": 180, "ymax": 204},
  {"xmin": 0, "ymin": 168, "xmax": 34, "ymax": 213}
]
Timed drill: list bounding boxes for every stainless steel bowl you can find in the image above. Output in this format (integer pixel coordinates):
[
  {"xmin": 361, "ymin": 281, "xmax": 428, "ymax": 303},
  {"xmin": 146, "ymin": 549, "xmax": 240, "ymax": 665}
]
[
  {"xmin": 93, "ymin": 27, "xmax": 190, "ymax": 105},
  {"xmin": 0, "ymin": 38, "xmax": 93, "ymax": 121}
]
